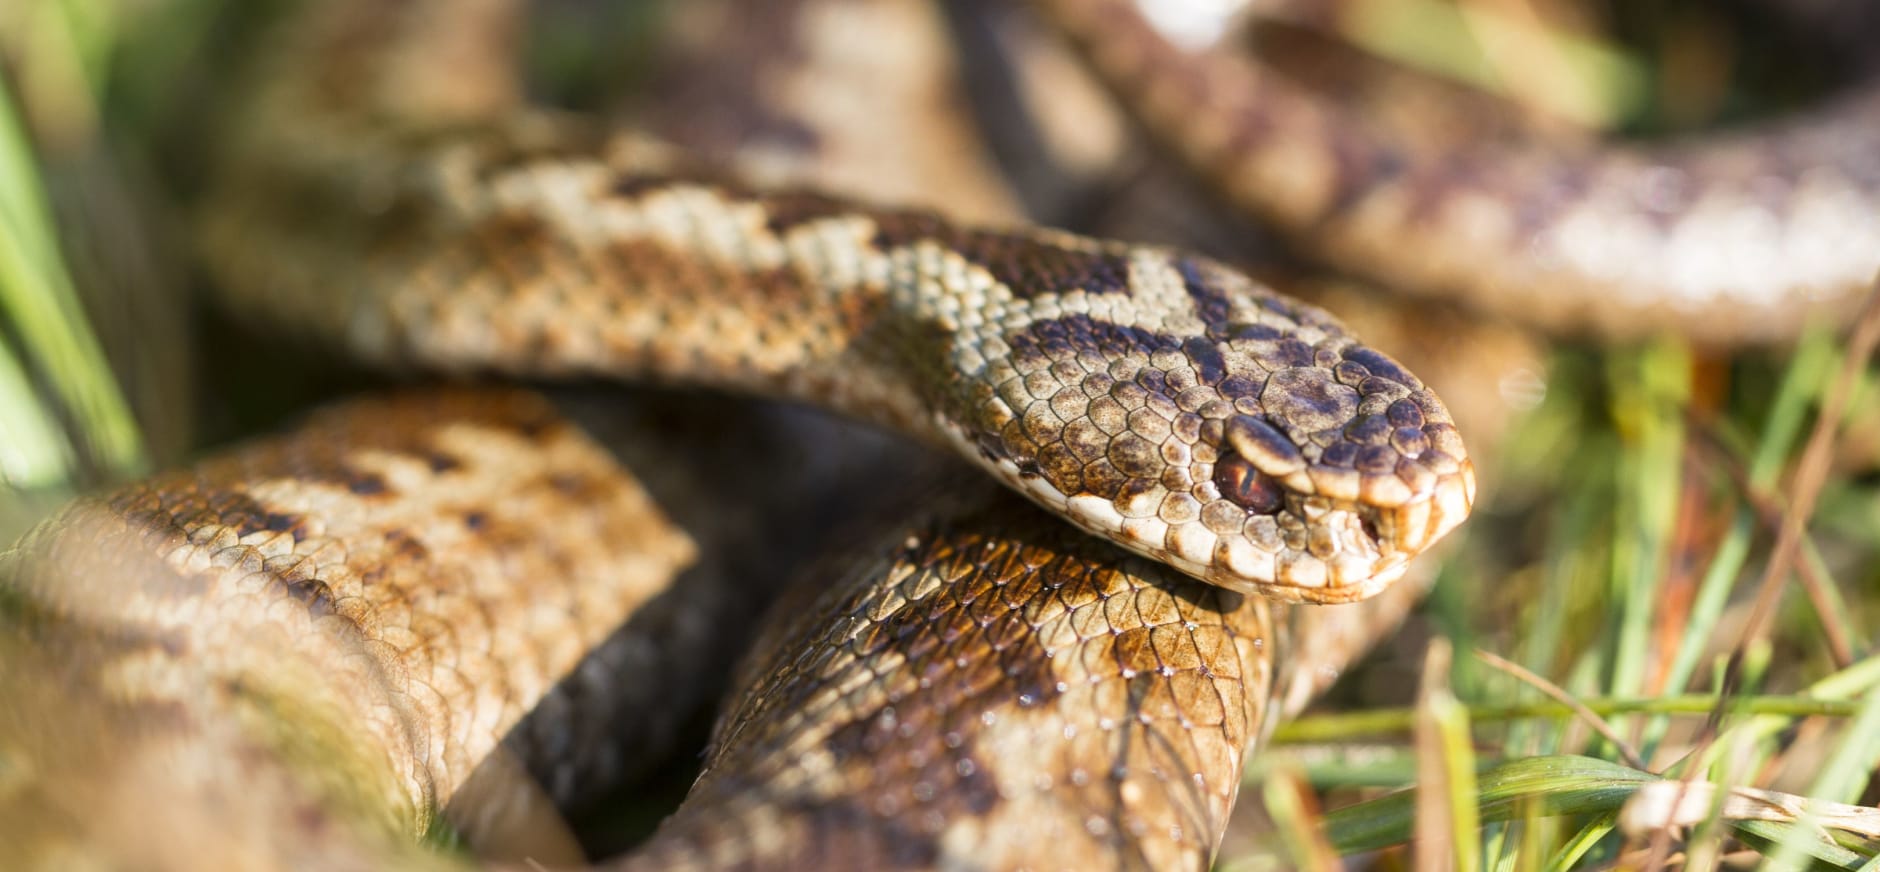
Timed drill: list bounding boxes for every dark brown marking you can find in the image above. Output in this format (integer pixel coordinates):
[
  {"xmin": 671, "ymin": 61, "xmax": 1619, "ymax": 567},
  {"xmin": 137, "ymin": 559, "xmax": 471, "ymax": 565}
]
[
  {"xmin": 1174, "ymin": 259, "xmax": 1234, "ymax": 339},
  {"xmin": 1254, "ymin": 337, "xmax": 1317, "ymax": 370},
  {"xmin": 547, "ymin": 472, "xmax": 596, "ymax": 497},
  {"xmin": 870, "ymin": 213, "xmax": 1133, "ymax": 300},
  {"xmin": 1182, "ymin": 337, "xmax": 1226, "ymax": 385},
  {"xmin": 609, "ymin": 170, "xmax": 855, "ymax": 236},
  {"xmin": 1229, "ymin": 322, "xmax": 1286, "ymax": 342},
  {"xmin": 1009, "ymin": 315, "xmax": 1182, "ymax": 372},
  {"xmin": 611, "ymin": 170, "xmax": 739, "ymax": 201},
  {"xmin": 1386, "ymin": 398, "xmax": 1425, "ymax": 428},
  {"xmin": 1341, "ymin": 346, "xmax": 1419, "ymax": 389},
  {"xmin": 1321, "ymin": 442, "xmax": 1360, "ymax": 469},
  {"xmin": 784, "ymin": 799, "xmax": 945, "ymax": 868},
  {"xmin": 283, "ymin": 576, "xmax": 338, "ymax": 619},
  {"xmin": 1344, "ymin": 415, "xmax": 1391, "ymax": 446},
  {"xmin": 261, "ymin": 511, "xmax": 302, "ymax": 535},
  {"xmin": 471, "ymin": 211, "xmax": 553, "ymax": 249},
  {"xmin": 1262, "ymin": 368, "xmax": 1359, "ymax": 430},
  {"xmin": 1359, "ymin": 444, "xmax": 1401, "ymax": 473},
  {"xmin": 383, "ymin": 530, "xmax": 430, "ymax": 562},
  {"xmin": 758, "ymin": 189, "xmax": 858, "ymax": 235}
]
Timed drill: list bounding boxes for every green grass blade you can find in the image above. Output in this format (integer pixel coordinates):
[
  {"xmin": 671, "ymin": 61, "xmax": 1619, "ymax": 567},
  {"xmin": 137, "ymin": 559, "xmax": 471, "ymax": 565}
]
[
  {"xmin": 1322, "ymin": 755, "xmax": 1658, "ymax": 855},
  {"xmin": 0, "ymin": 71, "xmax": 144, "ymax": 484}
]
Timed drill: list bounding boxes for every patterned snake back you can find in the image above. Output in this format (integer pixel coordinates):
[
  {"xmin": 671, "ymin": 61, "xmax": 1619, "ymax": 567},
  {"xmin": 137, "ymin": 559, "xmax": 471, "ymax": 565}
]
[{"xmin": 1033, "ymin": 0, "xmax": 1880, "ymax": 343}]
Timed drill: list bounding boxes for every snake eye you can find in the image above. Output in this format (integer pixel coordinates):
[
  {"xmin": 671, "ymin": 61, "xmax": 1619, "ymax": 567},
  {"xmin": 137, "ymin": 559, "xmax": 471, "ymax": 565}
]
[{"xmin": 1214, "ymin": 453, "xmax": 1283, "ymax": 514}]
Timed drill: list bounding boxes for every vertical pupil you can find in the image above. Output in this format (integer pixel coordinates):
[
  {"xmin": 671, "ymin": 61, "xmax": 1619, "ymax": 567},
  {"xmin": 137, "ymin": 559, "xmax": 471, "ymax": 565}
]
[{"xmin": 1214, "ymin": 453, "xmax": 1282, "ymax": 514}]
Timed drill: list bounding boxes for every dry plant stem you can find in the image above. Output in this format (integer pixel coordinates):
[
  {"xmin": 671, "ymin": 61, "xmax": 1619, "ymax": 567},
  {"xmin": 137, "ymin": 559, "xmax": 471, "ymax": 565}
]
[
  {"xmin": 1623, "ymin": 781, "xmax": 1880, "ymax": 838},
  {"xmin": 1688, "ymin": 425, "xmax": 1855, "ymax": 668},
  {"xmin": 1651, "ymin": 451, "xmax": 1718, "ymax": 694},
  {"xmin": 1261, "ymin": 764, "xmax": 1339, "ymax": 871},
  {"xmin": 1735, "ymin": 278, "xmax": 1880, "ymax": 659},
  {"xmin": 1473, "ymin": 648, "xmax": 1646, "ymax": 769},
  {"xmin": 1412, "ymin": 642, "xmax": 1456, "ymax": 871}
]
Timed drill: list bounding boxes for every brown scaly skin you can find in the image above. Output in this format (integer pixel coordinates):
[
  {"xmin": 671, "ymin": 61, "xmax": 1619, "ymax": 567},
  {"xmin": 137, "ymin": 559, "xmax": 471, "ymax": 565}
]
[
  {"xmin": 1031, "ymin": 0, "xmax": 1880, "ymax": 344},
  {"xmin": 0, "ymin": 391, "xmax": 1419, "ymax": 870},
  {"xmin": 620, "ymin": 487, "xmax": 1278, "ymax": 871},
  {"xmin": 0, "ymin": 390, "xmax": 696, "ymax": 870},
  {"xmin": 198, "ymin": 0, "xmax": 1473, "ymax": 604}
]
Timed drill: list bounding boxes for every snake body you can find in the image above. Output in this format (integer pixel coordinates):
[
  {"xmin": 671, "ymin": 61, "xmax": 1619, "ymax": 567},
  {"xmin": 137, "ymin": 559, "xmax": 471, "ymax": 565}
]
[
  {"xmin": 2, "ymin": 391, "xmax": 691, "ymax": 869},
  {"xmin": 1033, "ymin": 0, "xmax": 1880, "ymax": 343}
]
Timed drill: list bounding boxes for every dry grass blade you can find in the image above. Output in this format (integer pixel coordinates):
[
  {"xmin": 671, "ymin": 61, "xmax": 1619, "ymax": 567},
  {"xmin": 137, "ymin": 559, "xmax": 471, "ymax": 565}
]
[
  {"xmin": 1735, "ymin": 276, "xmax": 1880, "ymax": 664},
  {"xmin": 1475, "ymin": 648, "xmax": 1646, "ymax": 770},
  {"xmin": 1260, "ymin": 762, "xmax": 1340, "ymax": 872},
  {"xmin": 1620, "ymin": 782, "xmax": 1880, "ymax": 839},
  {"xmin": 1415, "ymin": 638, "xmax": 1480, "ymax": 872},
  {"xmin": 1687, "ymin": 423, "xmax": 1858, "ymax": 668}
]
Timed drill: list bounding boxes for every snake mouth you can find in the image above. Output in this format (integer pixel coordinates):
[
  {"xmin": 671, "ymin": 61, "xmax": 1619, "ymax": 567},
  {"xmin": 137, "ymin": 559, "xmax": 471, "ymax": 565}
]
[
  {"xmin": 982, "ymin": 426, "xmax": 1477, "ymax": 605},
  {"xmin": 1296, "ymin": 458, "xmax": 1477, "ymax": 602},
  {"xmin": 1325, "ymin": 458, "xmax": 1476, "ymax": 600},
  {"xmin": 1372, "ymin": 457, "xmax": 1477, "ymax": 566},
  {"xmin": 1185, "ymin": 414, "xmax": 1477, "ymax": 603},
  {"xmin": 1196, "ymin": 466, "xmax": 1474, "ymax": 603}
]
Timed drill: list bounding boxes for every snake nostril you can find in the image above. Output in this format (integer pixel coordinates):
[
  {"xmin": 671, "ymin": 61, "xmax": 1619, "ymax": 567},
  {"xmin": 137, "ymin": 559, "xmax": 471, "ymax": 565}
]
[
  {"xmin": 1213, "ymin": 453, "xmax": 1283, "ymax": 514},
  {"xmin": 1360, "ymin": 516, "xmax": 1381, "ymax": 544}
]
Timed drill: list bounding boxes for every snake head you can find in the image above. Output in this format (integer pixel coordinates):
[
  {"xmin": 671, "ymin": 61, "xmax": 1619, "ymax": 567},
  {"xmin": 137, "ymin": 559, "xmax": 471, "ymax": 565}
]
[{"xmin": 949, "ymin": 248, "xmax": 1474, "ymax": 604}]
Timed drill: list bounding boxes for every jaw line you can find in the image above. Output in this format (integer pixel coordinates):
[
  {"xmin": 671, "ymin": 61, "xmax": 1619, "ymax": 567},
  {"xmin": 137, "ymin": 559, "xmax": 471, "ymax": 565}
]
[{"xmin": 935, "ymin": 417, "xmax": 1467, "ymax": 603}]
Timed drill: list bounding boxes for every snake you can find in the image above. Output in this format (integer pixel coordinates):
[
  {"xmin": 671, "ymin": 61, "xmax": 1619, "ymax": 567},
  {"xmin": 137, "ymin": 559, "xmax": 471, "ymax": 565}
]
[
  {"xmin": 15, "ymin": 0, "xmax": 1859, "ymax": 866},
  {"xmin": 1030, "ymin": 0, "xmax": 1880, "ymax": 344},
  {"xmin": 0, "ymin": 0, "xmax": 1482, "ymax": 867}
]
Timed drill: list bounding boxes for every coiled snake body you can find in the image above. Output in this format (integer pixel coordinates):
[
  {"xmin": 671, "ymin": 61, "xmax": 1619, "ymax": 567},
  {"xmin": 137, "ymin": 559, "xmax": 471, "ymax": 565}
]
[{"xmin": 21, "ymin": 0, "xmax": 1861, "ymax": 866}]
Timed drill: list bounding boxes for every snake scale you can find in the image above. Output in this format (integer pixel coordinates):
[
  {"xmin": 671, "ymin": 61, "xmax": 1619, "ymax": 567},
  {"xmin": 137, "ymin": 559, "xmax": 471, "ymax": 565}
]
[{"xmin": 2, "ymin": 0, "xmax": 1863, "ymax": 868}]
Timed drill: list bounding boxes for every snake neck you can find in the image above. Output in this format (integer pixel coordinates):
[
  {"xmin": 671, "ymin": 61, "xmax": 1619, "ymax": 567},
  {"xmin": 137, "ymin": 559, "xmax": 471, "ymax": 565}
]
[{"xmin": 201, "ymin": 118, "xmax": 949, "ymax": 437}]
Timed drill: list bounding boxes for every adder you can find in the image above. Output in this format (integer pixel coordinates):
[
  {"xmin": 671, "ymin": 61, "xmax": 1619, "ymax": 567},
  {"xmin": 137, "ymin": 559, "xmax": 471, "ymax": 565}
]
[{"xmin": 2, "ymin": 0, "xmax": 1868, "ymax": 868}]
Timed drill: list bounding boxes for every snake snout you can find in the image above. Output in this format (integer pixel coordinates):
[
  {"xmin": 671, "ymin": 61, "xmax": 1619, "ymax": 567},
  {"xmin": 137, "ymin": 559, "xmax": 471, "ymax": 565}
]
[
  {"xmin": 1193, "ymin": 362, "xmax": 1476, "ymax": 602},
  {"xmin": 1355, "ymin": 456, "xmax": 1477, "ymax": 588},
  {"xmin": 1203, "ymin": 452, "xmax": 1474, "ymax": 604}
]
